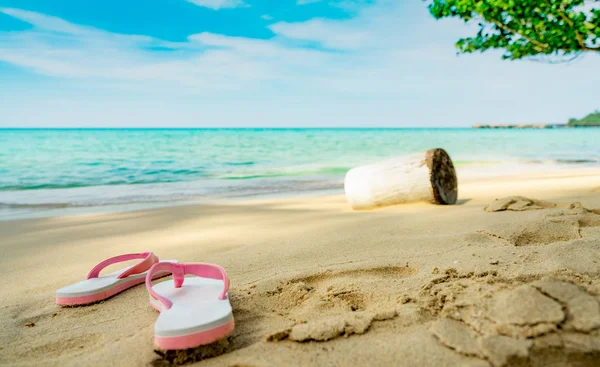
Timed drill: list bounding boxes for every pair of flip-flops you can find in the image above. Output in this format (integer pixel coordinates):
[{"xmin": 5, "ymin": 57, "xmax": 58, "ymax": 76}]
[{"xmin": 55, "ymin": 252, "xmax": 234, "ymax": 350}]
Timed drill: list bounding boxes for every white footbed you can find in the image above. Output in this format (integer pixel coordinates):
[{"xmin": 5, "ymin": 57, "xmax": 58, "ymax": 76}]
[
  {"xmin": 150, "ymin": 277, "xmax": 233, "ymax": 338},
  {"xmin": 56, "ymin": 260, "xmax": 178, "ymax": 299}
]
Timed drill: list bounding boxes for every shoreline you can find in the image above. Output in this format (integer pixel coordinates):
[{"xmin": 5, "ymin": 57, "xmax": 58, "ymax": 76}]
[{"xmin": 2, "ymin": 163, "xmax": 599, "ymax": 222}]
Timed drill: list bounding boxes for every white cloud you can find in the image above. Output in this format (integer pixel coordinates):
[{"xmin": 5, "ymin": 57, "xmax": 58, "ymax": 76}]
[
  {"xmin": 269, "ymin": 2, "xmax": 426, "ymax": 50},
  {"xmin": 0, "ymin": 8, "xmax": 186, "ymax": 81},
  {"xmin": 0, "ymin": 8, "xmax": 332, "ymax": 91},
  {"xmin": 261, "ymin": 14, "xmax": 273, "ymax": 20},
  {"xmin": 270, "ymin": 19, "xmax": 369, "ymax": 50},
  {"xmin": 186, "ymin": 0, "xmax": 249, "ymax": 10}
]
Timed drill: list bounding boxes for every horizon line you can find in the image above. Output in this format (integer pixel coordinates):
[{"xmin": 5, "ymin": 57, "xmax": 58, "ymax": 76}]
[{"xmin": 0, "ymin": 126, "xmax": 539, "ymax": 130}]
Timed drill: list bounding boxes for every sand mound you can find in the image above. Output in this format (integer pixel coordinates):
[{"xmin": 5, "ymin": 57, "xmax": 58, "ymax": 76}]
[
  {"xmin": 266, "ymin": 309, "xmax": 397, "ymax": 342},
  {"xmin": 485, "ymin": 196, "xmax": 557, "ymax": 212},
  {"xmin": 260, "ymin": 267, "xmax": 415, "ymax": 343},
  {"xmin": 478, "ymin": 202, "xmax": 600, "ymax": 246},
  {"xmin": 266, "ymin": 313, "xmax": 373, "ymax": 342},
  {"xmin": 547, "ymin": 202, "xmax": 600, "ymax": 228},
  {"xmin": 263, "ymin": 265, "xmax": 417, "ymax": 322},
  {"xmin": 431, "ymin": 319, "xmax": 533, "ymax": 366},
  {"xmin": 420, "ymin": 269, "xmax": 600, "ymax": 366}
]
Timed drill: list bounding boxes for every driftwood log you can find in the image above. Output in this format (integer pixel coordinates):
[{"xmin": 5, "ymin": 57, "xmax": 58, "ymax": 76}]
[{"xmin": 344, "ymin": 148, "xmax": 458, "ymax": 210}]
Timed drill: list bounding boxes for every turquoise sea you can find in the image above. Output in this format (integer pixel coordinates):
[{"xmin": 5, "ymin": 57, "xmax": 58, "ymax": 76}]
[{"xmin": 1, "ymin": 128, "xmax": 599, "ymax": 219}]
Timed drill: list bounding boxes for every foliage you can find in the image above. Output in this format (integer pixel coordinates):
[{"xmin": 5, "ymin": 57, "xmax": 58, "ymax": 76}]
[
  {"xmin": 567, "ymin": 110, "xmax": 600, "ymax": 125},
  {"xmin": 428, "ymin": 0, "xmax": 600, "ymax": 60}
]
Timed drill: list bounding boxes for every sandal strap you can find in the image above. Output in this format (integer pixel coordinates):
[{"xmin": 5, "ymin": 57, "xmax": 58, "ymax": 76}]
[
  {"xmin": 145, "ymin": 262, "xmax": 229, "ymax": 310},
  {"xmin": 86, "ymin": 252, "xmax": 159, "ymax": 280}
]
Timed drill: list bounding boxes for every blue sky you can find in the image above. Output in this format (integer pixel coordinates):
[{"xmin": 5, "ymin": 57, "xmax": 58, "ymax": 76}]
[{"xmin": 0, "ymin": 0, "xmax": 598, "ymax": 127}]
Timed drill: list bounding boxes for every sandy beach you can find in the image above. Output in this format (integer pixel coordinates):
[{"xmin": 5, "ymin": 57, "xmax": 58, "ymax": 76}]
[{"xmin": 1, "ymin": 168, "xmax": 599, "ymax": 366}]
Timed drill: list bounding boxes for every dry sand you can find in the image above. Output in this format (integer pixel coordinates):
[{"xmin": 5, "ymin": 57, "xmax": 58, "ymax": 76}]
[{"xmin": 1, "ymin": 169, "xmax": 599, "ymax": 366}]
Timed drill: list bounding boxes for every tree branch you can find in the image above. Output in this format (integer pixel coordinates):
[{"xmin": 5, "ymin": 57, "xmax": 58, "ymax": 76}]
[
  {"xmin": 485, "ymin": 16, "xmax": 550, "ymax": 52},
  {"xmin": 555, "ymin": 5, "xmax": 600, "ymax": 52},
  {"xmin": 555, "ymin": 7, "xmax": 587, "ymax": 50},
  {"xmin": 429, "ymin": 0, "xmax": 600, "ymax": 60}
]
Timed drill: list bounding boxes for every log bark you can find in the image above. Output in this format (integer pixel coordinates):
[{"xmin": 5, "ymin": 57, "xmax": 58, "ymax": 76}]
[{"xmin": 344, "ymin": 148, "xmax": 458, "ymax": 210}]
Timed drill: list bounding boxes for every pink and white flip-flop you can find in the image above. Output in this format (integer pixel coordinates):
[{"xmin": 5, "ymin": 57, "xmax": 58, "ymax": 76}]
[
  {"xmin": 56, "ymin": 252, "xmax": 173, "ymax": 306},
  {"xmin": 146, "ymin": 262, "xmax": 234, "ymax": 350}
]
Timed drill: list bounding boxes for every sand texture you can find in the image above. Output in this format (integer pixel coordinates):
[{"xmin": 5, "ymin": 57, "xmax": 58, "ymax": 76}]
[{"xmin": 0, "ymin": 170, "xmax": 599, "ymax": 366}]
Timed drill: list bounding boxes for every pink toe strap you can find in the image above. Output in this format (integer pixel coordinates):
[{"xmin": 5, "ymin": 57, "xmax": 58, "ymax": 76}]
[
  {"xmin": 145, "ymin": 262, "xmax": 230, "ymax": 310},
  {"xmin": 87, "ymin": 252, "xmax": 159, "ymax": 280}
]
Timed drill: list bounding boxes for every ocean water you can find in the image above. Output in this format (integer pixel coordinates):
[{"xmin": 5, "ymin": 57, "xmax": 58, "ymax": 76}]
[{"xmin": 1, "ymin": 128, "xmax": 599, "ymax": 219}]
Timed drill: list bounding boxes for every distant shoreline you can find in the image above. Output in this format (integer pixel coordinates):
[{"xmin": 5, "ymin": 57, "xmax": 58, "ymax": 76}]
[{"xmin": 473, "ymin": 124, "xmax": 599, "ymax": 129}]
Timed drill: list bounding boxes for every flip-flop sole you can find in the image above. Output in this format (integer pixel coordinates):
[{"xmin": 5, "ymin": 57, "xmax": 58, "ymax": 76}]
[
  {"xmin": 56, "ymin": 271, "xmax": 170, "ymax": 306},
  {"xmin": 154, "ymin": 319, "xmax": 235, "ymax": 350}
]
